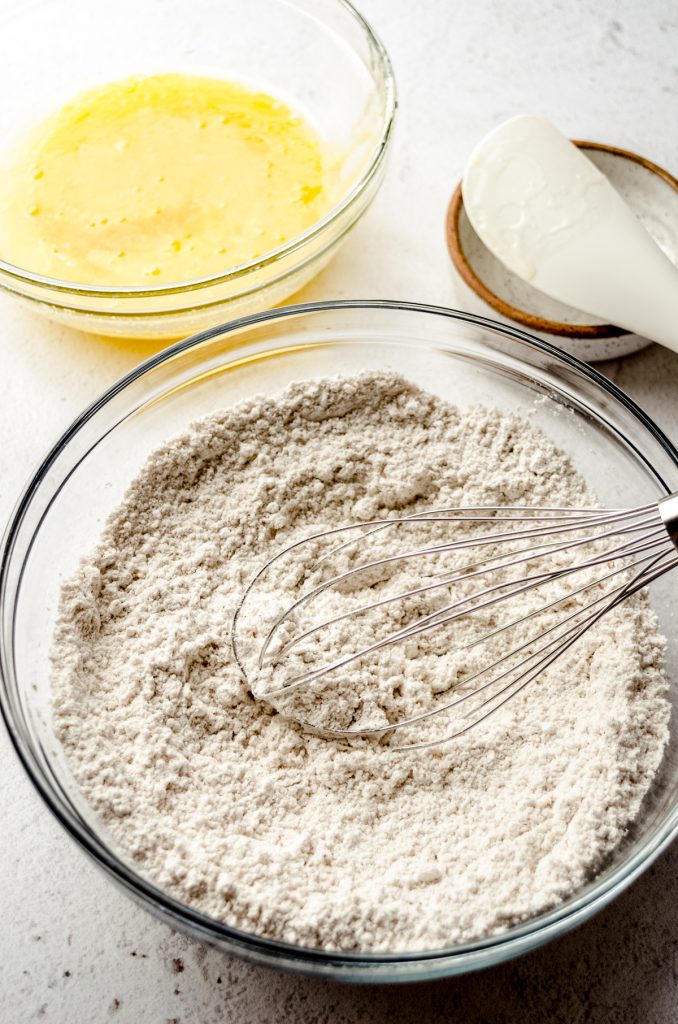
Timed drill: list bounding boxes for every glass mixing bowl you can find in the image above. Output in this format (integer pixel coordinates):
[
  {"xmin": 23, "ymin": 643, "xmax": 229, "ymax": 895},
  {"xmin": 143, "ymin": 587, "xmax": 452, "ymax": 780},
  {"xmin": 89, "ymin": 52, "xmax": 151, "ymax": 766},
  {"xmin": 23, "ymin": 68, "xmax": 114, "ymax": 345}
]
[
  {"xmin": 0, "ymin": 0, "xmax": 395, "ymax": 339},
  {"xmin": 1, "ymin": 302, "xmax": 677, "ymax": 982}
]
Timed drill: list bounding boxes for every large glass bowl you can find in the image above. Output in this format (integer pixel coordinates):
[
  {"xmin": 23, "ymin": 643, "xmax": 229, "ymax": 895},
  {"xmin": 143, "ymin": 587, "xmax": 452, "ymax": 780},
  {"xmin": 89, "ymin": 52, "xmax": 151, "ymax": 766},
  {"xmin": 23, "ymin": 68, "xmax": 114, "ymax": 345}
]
[
  {"xmin": 1, "ymin": 302, "xmax": 677, "ymax": 983},
  {"xmin": 0, "ymin": 0, "xmax": 395, "ymax": 339}
]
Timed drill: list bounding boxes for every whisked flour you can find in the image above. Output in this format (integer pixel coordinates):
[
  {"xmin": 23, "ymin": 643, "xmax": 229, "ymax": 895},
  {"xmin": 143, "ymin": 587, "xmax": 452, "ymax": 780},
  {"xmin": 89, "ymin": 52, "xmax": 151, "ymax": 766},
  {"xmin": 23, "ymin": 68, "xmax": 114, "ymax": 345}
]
[{"xmin": 51, "ymin": 373, "xmax": 669, "ymax": 952}]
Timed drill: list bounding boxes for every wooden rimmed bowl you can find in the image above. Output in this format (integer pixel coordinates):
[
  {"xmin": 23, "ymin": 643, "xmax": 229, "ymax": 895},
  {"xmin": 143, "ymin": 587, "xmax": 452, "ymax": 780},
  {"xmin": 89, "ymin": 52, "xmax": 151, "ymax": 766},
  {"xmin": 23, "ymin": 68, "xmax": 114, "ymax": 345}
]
[{"xmin": 446, "ymin": 142, "xmax": 678, "ymax": 361}]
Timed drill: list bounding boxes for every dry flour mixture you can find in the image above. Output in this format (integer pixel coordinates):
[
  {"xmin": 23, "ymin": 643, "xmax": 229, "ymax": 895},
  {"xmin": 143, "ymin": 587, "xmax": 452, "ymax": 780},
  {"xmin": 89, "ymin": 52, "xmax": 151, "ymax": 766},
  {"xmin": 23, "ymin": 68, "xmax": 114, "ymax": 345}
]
[{"xmin": 51, "ymin": 373, "xmax": 669, "ymax": 952}]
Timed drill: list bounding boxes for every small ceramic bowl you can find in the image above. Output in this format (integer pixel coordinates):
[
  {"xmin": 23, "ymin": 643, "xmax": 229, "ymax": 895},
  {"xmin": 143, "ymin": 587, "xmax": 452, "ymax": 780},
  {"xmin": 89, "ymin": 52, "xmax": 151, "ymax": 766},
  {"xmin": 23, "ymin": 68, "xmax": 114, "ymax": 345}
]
[{"xmin": 446, "ymin": 142, "xmax": 678, "ymax": 362}]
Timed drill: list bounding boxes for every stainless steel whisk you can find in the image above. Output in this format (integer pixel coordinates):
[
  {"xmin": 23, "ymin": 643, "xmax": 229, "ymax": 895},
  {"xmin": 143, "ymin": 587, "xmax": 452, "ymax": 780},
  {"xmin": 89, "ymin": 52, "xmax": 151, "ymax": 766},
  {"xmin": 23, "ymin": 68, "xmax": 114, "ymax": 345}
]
[{"xmin": 232, "ymin": 494, "xmax": 678, "ymax": 749}]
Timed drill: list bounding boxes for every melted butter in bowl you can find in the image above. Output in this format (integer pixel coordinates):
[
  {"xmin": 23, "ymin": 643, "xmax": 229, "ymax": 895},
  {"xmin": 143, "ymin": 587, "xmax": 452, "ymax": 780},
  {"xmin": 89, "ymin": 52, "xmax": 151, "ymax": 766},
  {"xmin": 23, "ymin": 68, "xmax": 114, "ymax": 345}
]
[
  {"xmin": 0, "ymin": 73, "xmax": 338, "ymax": 287},
  {"xmin": 0, "ymin": 0, "xmax": 395, "ymax": 339}
]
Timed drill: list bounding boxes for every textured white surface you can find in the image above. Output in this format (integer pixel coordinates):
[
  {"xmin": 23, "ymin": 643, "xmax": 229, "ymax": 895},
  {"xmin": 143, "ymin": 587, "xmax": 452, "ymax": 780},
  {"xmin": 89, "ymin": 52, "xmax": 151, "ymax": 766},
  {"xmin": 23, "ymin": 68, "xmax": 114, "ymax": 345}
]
[{"xmin": 2, "ymin": 0, "xmax": 678, "ymax": 1020}]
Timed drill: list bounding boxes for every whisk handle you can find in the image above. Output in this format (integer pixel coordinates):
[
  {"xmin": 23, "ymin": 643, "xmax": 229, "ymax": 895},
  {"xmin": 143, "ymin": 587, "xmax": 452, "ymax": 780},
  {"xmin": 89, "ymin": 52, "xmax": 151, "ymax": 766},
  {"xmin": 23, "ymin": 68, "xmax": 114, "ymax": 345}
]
[{"xmin": 658, "ymin": 493, "xmax": 678, "ymax": 550}]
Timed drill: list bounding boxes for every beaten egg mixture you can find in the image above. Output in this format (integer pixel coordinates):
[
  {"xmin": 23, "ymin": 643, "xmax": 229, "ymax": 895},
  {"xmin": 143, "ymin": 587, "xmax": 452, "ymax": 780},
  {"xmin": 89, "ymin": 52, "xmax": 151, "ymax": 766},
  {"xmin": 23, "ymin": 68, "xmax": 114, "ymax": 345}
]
[{"xmin": 0, "ymin": 73, "xmax": 332, "ymax": 285}]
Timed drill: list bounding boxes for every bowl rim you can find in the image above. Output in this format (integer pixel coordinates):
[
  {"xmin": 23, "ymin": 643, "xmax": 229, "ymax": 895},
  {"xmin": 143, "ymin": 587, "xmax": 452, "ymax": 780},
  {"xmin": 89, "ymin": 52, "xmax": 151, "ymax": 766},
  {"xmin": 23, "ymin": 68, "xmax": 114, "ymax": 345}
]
[
  {"xmin": 2, "ymin": 299, "xmax": 678, "ymax": 979},
  {"xmin": 446, "ymin": 141, "xmax": 678, "ymax": 340},
  {"xmin": 0, "ymin": 0, "xmax": 397, "ymax": 300}
]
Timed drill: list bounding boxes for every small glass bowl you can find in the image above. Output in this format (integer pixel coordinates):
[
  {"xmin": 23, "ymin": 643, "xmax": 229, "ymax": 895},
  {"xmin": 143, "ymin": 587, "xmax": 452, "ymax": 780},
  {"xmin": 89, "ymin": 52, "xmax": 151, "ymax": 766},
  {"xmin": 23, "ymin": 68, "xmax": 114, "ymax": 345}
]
[
  {"xmin": 2, "ymin": 302, "xmax": 678, "ymax": 982},
  {"xmin": 0, "ymin": 0, "xmax": 395, "ymax": 339}
]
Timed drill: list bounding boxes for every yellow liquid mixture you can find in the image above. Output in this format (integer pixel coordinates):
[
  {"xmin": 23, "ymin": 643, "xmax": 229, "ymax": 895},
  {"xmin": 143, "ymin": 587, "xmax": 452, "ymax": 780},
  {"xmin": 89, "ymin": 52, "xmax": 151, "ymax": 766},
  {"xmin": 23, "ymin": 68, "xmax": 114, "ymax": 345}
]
[{"xmin": 0, "ymin": 73, "xmax": 332, "ymax": 285}]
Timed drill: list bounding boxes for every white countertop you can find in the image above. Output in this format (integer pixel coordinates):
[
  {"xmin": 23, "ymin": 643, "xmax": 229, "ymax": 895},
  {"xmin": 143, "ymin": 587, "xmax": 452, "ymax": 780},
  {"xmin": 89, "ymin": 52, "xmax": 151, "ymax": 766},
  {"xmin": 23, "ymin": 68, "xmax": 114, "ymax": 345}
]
[{"xmin": 2, "ymin": 1, "xmax": 678, "ymax": 1020}]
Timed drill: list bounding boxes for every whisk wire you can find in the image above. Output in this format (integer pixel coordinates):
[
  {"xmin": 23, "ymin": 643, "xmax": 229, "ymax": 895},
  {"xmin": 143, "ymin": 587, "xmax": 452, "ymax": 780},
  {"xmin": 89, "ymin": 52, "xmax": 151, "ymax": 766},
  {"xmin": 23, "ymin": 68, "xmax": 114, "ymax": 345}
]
[
  {"xmin": 374, "ymin": 549, "xmax": 676, "ymax": 752},
  {"xmin": 257, "ymin": 519, "xmax": 668, "ymax": 694},
  {"xmin": 232, "ymin": 495, "xmax": 678, "ymax": 748},
  {"xmin": 258, "ymin": 507, "xmax": 661, "ymax": 665},
  {"xmin": 265, "ymin": 518, "xmax": 667, "ymax": 665}
]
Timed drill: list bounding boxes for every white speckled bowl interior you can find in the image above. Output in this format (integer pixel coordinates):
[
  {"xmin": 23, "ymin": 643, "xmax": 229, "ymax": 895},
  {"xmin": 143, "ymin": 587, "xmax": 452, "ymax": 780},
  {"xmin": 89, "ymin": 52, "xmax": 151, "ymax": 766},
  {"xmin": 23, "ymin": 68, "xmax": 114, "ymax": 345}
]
[{"xmin": 447, "ymin": 144, "xmax": 678, "ymax": 362}]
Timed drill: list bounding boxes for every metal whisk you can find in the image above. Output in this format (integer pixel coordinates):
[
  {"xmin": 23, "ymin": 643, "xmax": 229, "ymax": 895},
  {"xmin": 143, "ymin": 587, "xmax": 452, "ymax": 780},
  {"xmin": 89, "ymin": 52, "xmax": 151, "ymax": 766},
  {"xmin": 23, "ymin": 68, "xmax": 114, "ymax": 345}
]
[{"xmin": 232, "ymin": 494, "xmax": 678, "ymax": 749}]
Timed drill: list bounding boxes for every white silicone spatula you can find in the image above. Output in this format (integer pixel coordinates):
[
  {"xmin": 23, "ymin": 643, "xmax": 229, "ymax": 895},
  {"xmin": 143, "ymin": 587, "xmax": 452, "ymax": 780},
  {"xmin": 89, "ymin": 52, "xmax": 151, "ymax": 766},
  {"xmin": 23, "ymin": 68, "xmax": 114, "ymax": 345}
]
[{"xmin": 462, "ymin": 115, "xmax": 678, "ymax": 354}]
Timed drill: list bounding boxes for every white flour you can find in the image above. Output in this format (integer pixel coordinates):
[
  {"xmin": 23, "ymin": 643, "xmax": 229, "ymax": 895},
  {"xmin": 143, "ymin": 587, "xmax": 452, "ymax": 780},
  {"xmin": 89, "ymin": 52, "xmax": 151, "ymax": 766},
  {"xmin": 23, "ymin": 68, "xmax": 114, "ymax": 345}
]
[{"xmin": 51, "ymin": 372, "xmax": 669, "ymax": 952}]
